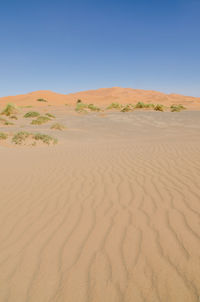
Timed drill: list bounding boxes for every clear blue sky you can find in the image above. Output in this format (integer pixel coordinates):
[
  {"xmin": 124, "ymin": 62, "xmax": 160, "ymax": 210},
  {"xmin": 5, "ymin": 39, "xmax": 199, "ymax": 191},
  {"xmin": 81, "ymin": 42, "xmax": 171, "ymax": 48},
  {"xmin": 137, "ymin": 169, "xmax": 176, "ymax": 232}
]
[{"xmin": 0, "ymin": 0, "xmax": 200, "ymax": 97}]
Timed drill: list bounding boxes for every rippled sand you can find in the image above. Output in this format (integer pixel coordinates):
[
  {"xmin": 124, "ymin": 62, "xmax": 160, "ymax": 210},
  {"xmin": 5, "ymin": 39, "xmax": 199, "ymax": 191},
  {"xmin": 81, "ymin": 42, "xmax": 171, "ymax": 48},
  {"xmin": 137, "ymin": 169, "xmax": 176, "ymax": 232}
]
[{"xmin": 0, "ymin": 110, "xmax": 200, "ymax": 302}]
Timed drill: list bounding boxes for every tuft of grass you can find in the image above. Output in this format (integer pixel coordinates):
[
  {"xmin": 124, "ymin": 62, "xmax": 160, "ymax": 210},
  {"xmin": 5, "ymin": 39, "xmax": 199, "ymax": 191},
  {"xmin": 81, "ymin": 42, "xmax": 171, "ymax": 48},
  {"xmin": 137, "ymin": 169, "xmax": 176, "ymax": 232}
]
[
  {"xmin": 1, "ymin": 103, "xmax": 18, "ymax": 116},
  {"xmin": 31, "ymin": 116, "xmax": 51, "ymax": 125},
  {"xmin": 121, "ymin": 105, "xmax": 133, "ymax": 112},
  {"xmin": 170, "ymin": 104, "xmax": 186, "ymax": 112},
  {"xmin": 106, "ymin": 103, "xmax": 121, "ymax": 110},
  {"xmin": 75, "ymin": 102, "xmax": 88, "ymax": 113},
  {"xmin": 51, "ymin": 123, "xmax": 66, "ymax": 130},
  {"xmin": 145, "ymin": 103, "xmax": 155, "ymax": 109},
  {"xmin": 154, "ymin": 104, "xmax": 164, "ymax": 111},
  {"xmin": 12, "ymin": 131, "xmax": 57, "ymax": 145},
  {"xmin": 20, "ymin": 105, "xmax": 33, "ymax": 108},
  {"xmin": 12, "ymin": 132, "xmax": 30, "ymax": 144},
  {"xmin": 24, "ymin": 111, "xmax": 40, "ymax": 118},
  {"xmin": 33, "ymin": 133, "xmax": 57, "ymax": 145},
  {"xmin": 135, "ymin": 102, "xmax": 146, "ymax": 109},
  {"xmin": 0, "ymin": 132, "xmax": 8, "ymax": 140},
  {"xmin": 45, "ymin": 113, "xmax": 55, "ymax": 118},
  {"xmin": 88, "ymin": 104, "xmax": 100, "ymax": 112},
  {"xmin": 37, "ymin": 98, "xmax": 47, "ymax": 102},
  {"xmin": 10, "ymin": 115, "xmax": 18, "ymax": 120}
]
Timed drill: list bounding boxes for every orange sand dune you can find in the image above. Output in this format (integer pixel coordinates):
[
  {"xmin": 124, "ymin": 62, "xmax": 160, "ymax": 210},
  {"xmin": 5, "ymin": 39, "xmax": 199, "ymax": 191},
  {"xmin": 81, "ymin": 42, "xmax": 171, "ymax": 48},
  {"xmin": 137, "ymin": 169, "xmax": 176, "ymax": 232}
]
[{"xmin": 0, "ymin": 87, "xmax": 200, "ymax": 109}]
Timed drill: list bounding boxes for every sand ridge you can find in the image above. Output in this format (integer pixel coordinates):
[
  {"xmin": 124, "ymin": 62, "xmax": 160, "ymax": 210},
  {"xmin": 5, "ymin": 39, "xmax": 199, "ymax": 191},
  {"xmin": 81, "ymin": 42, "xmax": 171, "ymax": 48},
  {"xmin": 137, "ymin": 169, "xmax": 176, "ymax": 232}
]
[{"xmin": 0, "ymin": 87, "xmax": 200, "ymax": 109}]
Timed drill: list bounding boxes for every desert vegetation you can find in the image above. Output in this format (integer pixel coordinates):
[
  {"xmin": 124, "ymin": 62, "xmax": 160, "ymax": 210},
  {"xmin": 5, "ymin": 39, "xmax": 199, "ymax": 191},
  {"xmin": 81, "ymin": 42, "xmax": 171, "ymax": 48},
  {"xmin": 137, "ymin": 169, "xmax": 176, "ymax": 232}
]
[
  {"xmin": 12, "ymin": 131, "xmax": 57, "ymax": 145},
  {"xmin": 37, "ymin": 98, "xmax": 47, "ymax": 102},
  {"xmin": 51, "ymin": 123, "xmax": 66, "ymax": 130},
  {"xmin": 0, "ymin": 132, "xmax": 8, "ymax": 140},
  {"xmin": 45, "ymin": 113, "xmax": 55, "ymax": 118},
  {"xmin": 170, "ymin": 104, "xmax": 186, "ymax": 112},
  {"xmin": 1, "ymin": 103, "xmax": 18, "ymax": 116},
  {"xmin": 75, "ymin": 100, "xmax": 100, "ymax": 113},
  {"xmin": 31, "ymin": 116, "xmax": 51, "ymax": 125},
  {"xmin": 24, "ymin": 111, "xmax": 40, "ymax": 118},
  {"xmin": 107, "ymin": 102, "xmax": 122, "ymax": 110},
  {"xmin": 10, "ymin": 115, "xmax": 18, "ymax": 120},
  {"xmin": 154, "ymin": 104, "xmax": 164, "ymax": 111}
]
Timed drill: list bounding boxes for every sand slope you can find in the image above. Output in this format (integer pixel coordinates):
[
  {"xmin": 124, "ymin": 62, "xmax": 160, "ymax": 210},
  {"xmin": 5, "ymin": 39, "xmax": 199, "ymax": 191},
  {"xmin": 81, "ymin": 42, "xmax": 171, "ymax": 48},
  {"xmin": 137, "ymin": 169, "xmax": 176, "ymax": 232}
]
[
  {"xmin": 0, "ymin": 87, "xmax": 200, "ymax": 109},
  {"xmin": 0, "ymin": 111, "xmax": 200, "ymax": 302}
]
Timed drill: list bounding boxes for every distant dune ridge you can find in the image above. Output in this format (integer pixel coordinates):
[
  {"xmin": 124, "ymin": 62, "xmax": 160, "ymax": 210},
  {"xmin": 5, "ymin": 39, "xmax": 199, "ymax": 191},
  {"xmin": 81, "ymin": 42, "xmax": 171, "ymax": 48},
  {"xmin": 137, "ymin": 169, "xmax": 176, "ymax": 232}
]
[{"xmin": 0, "ymin": 87, "xmax": 200, "ymax": 109}]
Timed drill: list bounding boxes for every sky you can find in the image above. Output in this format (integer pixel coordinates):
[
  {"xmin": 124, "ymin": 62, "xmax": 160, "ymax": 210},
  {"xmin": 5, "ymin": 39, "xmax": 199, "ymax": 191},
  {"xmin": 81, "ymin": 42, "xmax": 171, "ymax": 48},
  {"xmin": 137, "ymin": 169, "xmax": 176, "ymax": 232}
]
[{"xmin": 0, "ymin": 0, "xmax": 200, "ymax": 97}]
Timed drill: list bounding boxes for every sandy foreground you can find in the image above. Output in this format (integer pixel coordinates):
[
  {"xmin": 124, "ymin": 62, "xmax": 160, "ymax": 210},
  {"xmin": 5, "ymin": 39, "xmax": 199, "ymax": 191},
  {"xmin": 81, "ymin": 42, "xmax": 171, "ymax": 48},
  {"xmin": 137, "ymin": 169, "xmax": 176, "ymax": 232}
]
[{"xmin": 0, "ymin": 108, "xmax": 200, "ymax": 302}]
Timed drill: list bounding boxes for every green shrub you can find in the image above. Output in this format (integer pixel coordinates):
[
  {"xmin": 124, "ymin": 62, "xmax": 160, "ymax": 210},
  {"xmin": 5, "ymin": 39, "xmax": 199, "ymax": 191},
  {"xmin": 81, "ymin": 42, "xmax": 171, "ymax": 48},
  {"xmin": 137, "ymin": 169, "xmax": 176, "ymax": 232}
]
[
  {"xmin": 135, "ymin": 102, "xmax": 146, "ymax": 109},
  {"xmin": 33, "ymin": 133, "xmax": 57, "ymax": 145},
  {"xmin": 88, "ymin": 104, "xmax": 100, "ymax": 111},
  {"xmin": 20, "ymin": 105, "xmax": 33, "ymax": 108},
  {"xmin": 12, "ymin": 132, "xmax": 30, "ymax": 144},
  {"xmin": 1, "ymin": 103, "xmax": 18, "ymax": 116},
  {"xmin": 24, "ymin": 111, "xmax": 40, "ymax": 118},
  {"xmin": 31, "ymin": 116, "xmax": 51, "ymax": 125},
  {"xmin": 75, "ymin": 102, "xmax": 88, "ymax": 113},
  {"xmin": 154, "ymin": 104, "xmax": 164, "ymax": 111},
  {"xmin": 145, "ymin": 103, "xmax": 155, "ymax": 109},
  {"xmin": 170, "ymin": 104, "xmax": 186, "ymax": 112},
  {"xmin": 45, "ymin": 113, "xmax": 55, "ymax": 118},
  {"xmin": 12, "ymin": 131, "xmax": 57, "ymax": 145},
  {"xmin": 37, "ymin": 98, "xmax": 47, "ymax": 102},
  {"xmin": 121, "ymin": 105, "xmax": 133, "ymax": 112},
  {"xmin": 0, "ymin": 132, "xmax": 8, "ymax": 140},
  {"xmin": 106, "ymin": 103, "xmax": 121, "ymax": 110},
  {"xmin": 51, "ymin": 123, "xmax": 65, "ymax": 130}
]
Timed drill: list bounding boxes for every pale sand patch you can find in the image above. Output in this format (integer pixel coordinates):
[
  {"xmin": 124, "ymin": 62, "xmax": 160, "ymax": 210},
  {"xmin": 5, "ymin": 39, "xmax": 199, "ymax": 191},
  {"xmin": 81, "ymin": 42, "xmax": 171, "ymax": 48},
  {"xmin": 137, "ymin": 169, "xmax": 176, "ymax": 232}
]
[{"xmin": 0, "ymin": 110, "xmax": 200, "ymax": 302}]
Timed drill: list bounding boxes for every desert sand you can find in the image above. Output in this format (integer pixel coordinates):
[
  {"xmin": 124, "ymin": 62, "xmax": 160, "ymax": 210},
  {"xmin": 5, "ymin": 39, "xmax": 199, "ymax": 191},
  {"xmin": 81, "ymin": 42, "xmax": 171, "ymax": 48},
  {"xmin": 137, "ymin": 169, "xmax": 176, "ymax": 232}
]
[
  {"xmin": 0, "ymin": 87, "xmax": 200, "ymax": 109},
  {"xmin": 0, "ymin": 91, "xmax": 200, "ymax": 301}
]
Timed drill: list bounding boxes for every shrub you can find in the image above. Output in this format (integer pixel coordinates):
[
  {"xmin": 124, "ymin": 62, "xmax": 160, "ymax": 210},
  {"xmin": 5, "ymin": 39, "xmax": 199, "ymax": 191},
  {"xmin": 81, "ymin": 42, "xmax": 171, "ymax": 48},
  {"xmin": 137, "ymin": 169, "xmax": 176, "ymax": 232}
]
[
  {"xmin": 135, "ymin": 102, "xmax": 146, "ymax": 109},
  {"xmin": 20, "ymin": 105, "xmax": 33, "ymax": 108},
  {"xmin": 33, "ymin": 133, "xmax": 57, "ymax": 145},
  {"xmin": 45, "ymin": 113, "xmax": 55, "ymax": 118},
  {"xmin": 31, "ymin": 116, "xmax": 51, "ymax": 125},
  {"xmin": 121, "ymin": 105, "xmax": 133, "ymax": 112},
  {"xmin": 1, "ymin": 103, "xmax": 18, "ymax": 116},
  {"xmin": 75, "ymin": 102, "xmax": 88, "ymax": 113},
  {"xmin": 145, "ymin": 103, "xmax": 155, "ymax": 109},
  {"xmin": 37, "ymin": 98, "xmax": 47, "ymax": 102},
  {"xmin": 12, "ymin": 131, "xmax": 57, "ymax": 145},
  {"xmin": 106, "ymin": 103, "xmax": 121, "ymax": 110},
  {"xmin": 88, "ymin": 104, "xmax": 100, "ymax": 111},
  {"xmin": 10, "ymin": 115, "xmax": 18, "ymax": 120},
  {"xmin": 154, "ymin": 104, "xmax": 164, "ymax": 111},
  {"xmin": 170, "ymin": 104, "xmax": 186, "ymax": 112},
  {"xmin": 24, "ymin": 111, "xmax": 40, "ymax": 118},
  {"xmin": 12, "ymin": 132, "xmax": 30, "ymax": 144},
  {"xmin": 51, "ymin": 123, "xmax": 65, "ymax": 130},
  {"xmin": 0, "ymin": 132, "xmax": 8, "ymax": 140}
]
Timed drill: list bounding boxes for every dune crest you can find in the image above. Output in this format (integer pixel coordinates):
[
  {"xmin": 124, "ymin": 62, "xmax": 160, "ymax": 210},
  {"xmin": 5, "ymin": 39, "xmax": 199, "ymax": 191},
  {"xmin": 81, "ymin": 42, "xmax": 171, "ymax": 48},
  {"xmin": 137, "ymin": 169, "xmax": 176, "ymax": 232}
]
[{"xmin": 0, "ymin": 87, "xmax": 200, "ymax": 109}]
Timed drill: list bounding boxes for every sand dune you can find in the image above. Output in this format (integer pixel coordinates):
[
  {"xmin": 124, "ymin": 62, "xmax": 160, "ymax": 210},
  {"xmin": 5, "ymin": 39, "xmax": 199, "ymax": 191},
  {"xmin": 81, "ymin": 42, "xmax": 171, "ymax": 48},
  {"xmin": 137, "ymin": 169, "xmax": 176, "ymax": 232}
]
[
  {"xmin": 0, "ymin": 87, "xmax": 200, "ymax": 109},
  {"xmin": 0, "ymin": 110, "xmax": 200, "ymax": 301}
]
